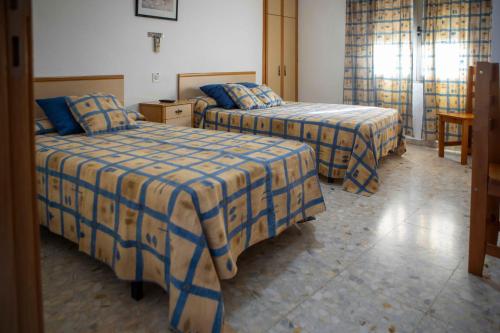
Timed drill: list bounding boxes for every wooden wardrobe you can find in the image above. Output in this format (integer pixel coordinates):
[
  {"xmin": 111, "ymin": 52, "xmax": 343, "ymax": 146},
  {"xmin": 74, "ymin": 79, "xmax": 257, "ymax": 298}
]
[{"xmin": 263, "ymin": 0, "xmax": 298, "ymax": 101}]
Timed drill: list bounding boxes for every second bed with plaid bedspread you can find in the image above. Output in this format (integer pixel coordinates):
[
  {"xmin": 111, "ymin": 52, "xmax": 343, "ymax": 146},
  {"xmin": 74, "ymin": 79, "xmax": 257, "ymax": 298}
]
[
  {"xmin": 36, "ymin": 122, "xmax": 325, "ymax": 333},
  {"xmin": 193, "ymin": 101, "xmax": 406, "ymax": 195}
]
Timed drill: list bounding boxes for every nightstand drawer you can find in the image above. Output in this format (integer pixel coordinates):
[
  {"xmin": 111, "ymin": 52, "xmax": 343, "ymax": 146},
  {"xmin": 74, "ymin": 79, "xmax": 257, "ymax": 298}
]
[
  {"xmin": 163, "ymin": 104, "xmax": 192, "ymax": 120},
  {"xmin": 166, "ymin": 116, "xmax": 191, "ymax": 127},
  {"xmin": 139, "ymin": 101, "xmax": 193, "ymax": 127}
]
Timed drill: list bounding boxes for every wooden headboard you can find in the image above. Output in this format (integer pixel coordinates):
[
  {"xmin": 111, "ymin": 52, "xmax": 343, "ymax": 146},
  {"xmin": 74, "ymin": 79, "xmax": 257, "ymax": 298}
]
[
  {"xmin": 33, "ymin": 75, "xmax": 124, "ymax": 119},
  {"xmin": 177, "ymin": 71, "xmax": 257, "ymax": 100}
]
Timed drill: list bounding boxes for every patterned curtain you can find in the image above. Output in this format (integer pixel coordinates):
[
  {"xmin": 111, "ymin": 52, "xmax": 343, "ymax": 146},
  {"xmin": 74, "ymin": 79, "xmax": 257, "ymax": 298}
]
[
  {"xmin": 343, "ymin": 0, "xmax": 414, "ymax": 136},
  {"xmin": 422, "ymin": 0, "xmax": 492, "ymax": 141}
]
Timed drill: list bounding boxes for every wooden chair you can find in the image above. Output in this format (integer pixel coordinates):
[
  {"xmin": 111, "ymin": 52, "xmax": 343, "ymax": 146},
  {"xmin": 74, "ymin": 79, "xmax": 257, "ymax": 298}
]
[
  {"xmin": 468, "ymin": 62, "xmax": 500, "ymax": 276},
  {"xmin": 438, "ymin": 66, "xmax": 475, "ymax": 165}
]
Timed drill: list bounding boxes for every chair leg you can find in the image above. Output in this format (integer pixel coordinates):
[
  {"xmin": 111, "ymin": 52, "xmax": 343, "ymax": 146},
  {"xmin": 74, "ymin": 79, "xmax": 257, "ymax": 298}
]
[
  {"xmin": 131, "ymin": 281, "xmax": 143, "ymax": 301},
  {"xmin": 487, "ymin": 197, "xmax": 500, "ymax": 246},
  {"xmin": 438, "ymin": 117, "xmax": 445, "ymax": 158},
  {"xmin": 469, "ymin": 211, "xmax": 487, "ymax": 277},
  {"xmin": 461, "ymin": 122, "xmax": 469, "ymax": 165},
  {"xmin": 468, "ymin": 124, "xmax": 473, "ymax": 156},
  {"xmin": 469, "ymin": 195, "xmax": 497, "ymax": 276}
]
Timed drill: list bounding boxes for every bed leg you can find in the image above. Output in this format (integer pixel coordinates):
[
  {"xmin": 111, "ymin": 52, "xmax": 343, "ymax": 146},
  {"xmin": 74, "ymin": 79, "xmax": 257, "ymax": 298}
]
[
  {"xmin": 298, "ymin": 216, "xmax": 316, "ymax": 224},
  {"xmin": 131, "ymin": 281, "xmax": 143, "ymax": 301}
]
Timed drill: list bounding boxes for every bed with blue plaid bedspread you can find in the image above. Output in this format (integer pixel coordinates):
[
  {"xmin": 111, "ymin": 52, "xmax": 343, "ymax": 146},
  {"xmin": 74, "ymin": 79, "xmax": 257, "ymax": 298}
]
[
  {"xmin": 35, "ymin": 121, "xmax": 325, "ymax": 333},
  {"xmin": 193, "ymin": 101, "xmax": 406, "ymax": 195}
]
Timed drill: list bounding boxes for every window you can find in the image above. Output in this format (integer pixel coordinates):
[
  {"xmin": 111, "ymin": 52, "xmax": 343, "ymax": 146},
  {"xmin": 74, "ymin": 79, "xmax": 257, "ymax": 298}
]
[
  {"xmin": 371, "ymin": 0, "xmax": 420, "ymax": 80},
  {"xmin": 374, "ymin": 43, "xmax": 413, "ymax": 78},
  {"xmin": 431, "ymin": 43, "xmax": 463, "ymax": 80},
  {"xmin": 413, "ymin": 0, "xmax": 424, "ymax": 82},
  {"xmin": 371, "ymin": 0, "xmax": 466, "ymax": 82}
]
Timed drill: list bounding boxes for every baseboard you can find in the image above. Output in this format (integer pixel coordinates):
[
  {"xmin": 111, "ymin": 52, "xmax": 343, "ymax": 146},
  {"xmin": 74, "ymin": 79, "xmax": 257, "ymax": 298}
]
[
  {"xmin": 406, "ymin": 139, "xmax": 464, "ymax": 156},
  {"xmin": 406, "ymin": 137, "xmax": 436, "ymax": 148}
]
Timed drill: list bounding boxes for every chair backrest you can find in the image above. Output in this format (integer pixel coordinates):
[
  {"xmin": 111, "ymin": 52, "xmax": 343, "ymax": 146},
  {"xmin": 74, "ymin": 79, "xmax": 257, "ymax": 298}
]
[
  {"xmin": 468, "ymin": 62, "xmax": 500, "ymax": 277},
  {"xmin": 466, "ymin": 66, "xmax": 476, "ymax": 114},
  {"xmin": 472, "ymin": 62, "xmax": 500, "ymax": 182}
]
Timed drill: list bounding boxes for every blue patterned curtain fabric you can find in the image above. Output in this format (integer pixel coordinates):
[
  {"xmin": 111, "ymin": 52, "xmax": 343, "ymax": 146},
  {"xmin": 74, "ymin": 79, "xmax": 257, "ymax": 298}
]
[
  {"xmin": 343, "ymin": 0, "xmax": 414, "ymax": 136},
  {"xmin": 421, "ymin": 0, "xmax": 492, "ymax": 140}
]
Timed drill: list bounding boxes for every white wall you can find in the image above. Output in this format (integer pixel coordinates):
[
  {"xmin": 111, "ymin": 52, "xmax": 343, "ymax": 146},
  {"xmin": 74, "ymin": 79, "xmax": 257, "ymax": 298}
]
[
  {"xmin": 298, "ymin": 0, "xmax": 346, "ymax": 103},
  {"xmin": 33, "ymin": 0, "xmax": 263, "ymax": 108}
]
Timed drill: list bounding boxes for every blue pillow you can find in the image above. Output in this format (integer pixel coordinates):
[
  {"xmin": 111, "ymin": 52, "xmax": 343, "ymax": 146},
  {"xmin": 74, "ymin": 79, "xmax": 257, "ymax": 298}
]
[
  {"xmin": 200, "ymin": 84, "xmax": 236, "ymax": 109},
  {"xmin": 237, "ymin": 82, "xmax": 259, "ymax": 88},
  {"xmin": 36, "ymin": 97, "xmax": 83, "ymax": 135}
]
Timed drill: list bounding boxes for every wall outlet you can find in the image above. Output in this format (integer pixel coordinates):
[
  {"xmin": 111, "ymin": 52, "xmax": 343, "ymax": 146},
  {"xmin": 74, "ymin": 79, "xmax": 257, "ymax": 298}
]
[{"xmin": 152, "ymin": 72, "xmax": 160, "ymax": 83}]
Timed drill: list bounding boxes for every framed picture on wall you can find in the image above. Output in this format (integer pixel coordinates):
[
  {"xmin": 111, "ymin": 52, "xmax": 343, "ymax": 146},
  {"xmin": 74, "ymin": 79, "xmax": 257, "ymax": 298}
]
[{"xmin": 136, "ymin": 0, "xmax": 179, "ymax": 21}]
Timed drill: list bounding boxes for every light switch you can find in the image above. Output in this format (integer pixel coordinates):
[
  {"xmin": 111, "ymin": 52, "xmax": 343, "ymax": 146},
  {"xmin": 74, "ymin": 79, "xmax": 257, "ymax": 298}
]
[{"xmin": 152, "ymin": 72, "xmax": 160, "ymax": 83}]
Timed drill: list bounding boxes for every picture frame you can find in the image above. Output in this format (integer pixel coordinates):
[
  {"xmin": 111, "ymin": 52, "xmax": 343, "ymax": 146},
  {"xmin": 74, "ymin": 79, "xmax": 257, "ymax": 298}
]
[{"xmin": 136, "ymin": 0, "xmax": 179, "ymax": 21}]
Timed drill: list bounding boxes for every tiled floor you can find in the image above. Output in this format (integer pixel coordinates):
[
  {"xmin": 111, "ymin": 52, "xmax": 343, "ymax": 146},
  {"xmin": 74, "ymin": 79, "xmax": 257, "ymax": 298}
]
[{"xmin": 41, "ymin": 144, "xmax": 500, "ymax": 333}]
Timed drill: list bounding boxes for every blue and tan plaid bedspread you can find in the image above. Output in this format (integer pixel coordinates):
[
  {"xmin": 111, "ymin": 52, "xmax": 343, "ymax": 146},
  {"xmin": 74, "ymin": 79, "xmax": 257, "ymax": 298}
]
[
  {"xmin": 35, "ymin": 122, "xmax": 325, "ymax": 333},
  {"xmin": 193, "ymin": 101, "xmax": 406, "ymax": 195}
]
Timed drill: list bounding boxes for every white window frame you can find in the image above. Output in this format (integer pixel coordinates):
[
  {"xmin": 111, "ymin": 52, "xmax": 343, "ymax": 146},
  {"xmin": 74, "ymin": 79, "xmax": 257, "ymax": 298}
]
[{"xmin": 413, "ymin": 0, "xmax": 424, "ymax": 82}]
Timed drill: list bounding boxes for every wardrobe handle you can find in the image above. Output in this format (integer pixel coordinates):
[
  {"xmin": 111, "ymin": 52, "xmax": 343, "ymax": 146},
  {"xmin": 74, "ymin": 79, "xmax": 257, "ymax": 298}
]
[
  {"xmin": 284, "ymin": 66, "xmax": 287, "ymax": 77},
  {"xmin": 278, "ymin": 66, "xmax": 281, "ymax": 76}
]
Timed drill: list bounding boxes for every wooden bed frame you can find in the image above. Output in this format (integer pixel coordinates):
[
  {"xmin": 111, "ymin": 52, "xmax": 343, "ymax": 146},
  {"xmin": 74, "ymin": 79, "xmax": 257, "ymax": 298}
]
[
  {"xmin": 32, "ymin": 74, "xmax": 144, "ymax": 300},
  {"xmin": 33, "ymin": 75, "xmax": 124, "ymax": 119},
  {"xmin": 177, "ymin": 71, "xmax": 257, "ymax": 100}
]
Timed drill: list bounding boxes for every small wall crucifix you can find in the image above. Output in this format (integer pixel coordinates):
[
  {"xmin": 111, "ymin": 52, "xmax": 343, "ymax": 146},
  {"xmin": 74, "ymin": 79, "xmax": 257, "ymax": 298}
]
[{"xmin": 147, "ymin": 32, "xmax": 164, "ymax": 53}]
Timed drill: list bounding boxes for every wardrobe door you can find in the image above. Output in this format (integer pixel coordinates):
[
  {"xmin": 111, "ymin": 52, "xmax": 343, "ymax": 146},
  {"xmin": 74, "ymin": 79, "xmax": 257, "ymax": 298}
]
[
  {"xmin": 266, "ymin": 14, "xmax": 282, "ymax": 96},
  {"xmin": 283, "ymin": 0, "xmax": 297, "ymax": 18},
  {"xmin": 283, "ymin": 16, "xmax": 297, "ymax": 101},
  {"xmin": 266, "ymin": 0, "xmax": 281, "ymax": 15}
]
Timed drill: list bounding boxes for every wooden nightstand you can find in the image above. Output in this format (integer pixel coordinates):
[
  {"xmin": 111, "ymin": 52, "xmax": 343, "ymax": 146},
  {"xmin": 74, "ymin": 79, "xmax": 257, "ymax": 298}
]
[{"xmin": 139, "ymin": 101, "xmax": 193, "ymax": 127}]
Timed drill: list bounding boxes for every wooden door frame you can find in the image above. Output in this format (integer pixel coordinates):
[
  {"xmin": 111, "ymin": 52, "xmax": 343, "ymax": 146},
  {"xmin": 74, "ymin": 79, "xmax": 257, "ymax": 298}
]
[
  {"xmin": 263, "ymin": 0, "xmax": 267, "ymax": 84},
  {"xmin": 0, "ymin": 0, "xmax": 44, "ymax": 332},
  {"xmin": 280, "ymin": 0, "xmax": 284, "ymax": 96},
  {"xmin": 262, "ymin": 0, "xmax": 299, "ymax": 101}
]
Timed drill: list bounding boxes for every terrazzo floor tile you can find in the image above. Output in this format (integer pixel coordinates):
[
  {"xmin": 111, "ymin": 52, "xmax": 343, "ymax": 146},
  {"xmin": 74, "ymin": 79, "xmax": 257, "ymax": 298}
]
[
  {"xmin": 41, "ymin": 231, "xmax": 171, "ymax": 333},
  {"xmin": 372, "ymin": 222, "xmax": 467, "ymax": 271},
  {"xmin": 403, "ymin": 206, "xmax": 470, "ymax": 241},
  {"xmin": 222, "ymin": 284, "xmax": 282, "ymax": 333},
  {"xmin": 340, "ymin": 243, "xmax": 455, "ymax": 312},
  {"xmin": 274, "ymin": 274, "xmax": 426, "ymax": 333},
  {"xmin": 413, "ymin": 314, "xmax": 452, "ymax": 333},
  {"xmin": 428, "ymin": 257, "xmax": 500, "ymax": 333},
  {"xmin": 41, "ymin": 144, "xmax": 499, "ymax": 333},
  {"xmin": 221, "ymin": 225, "xmax": 340, "ymax": 318}
]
